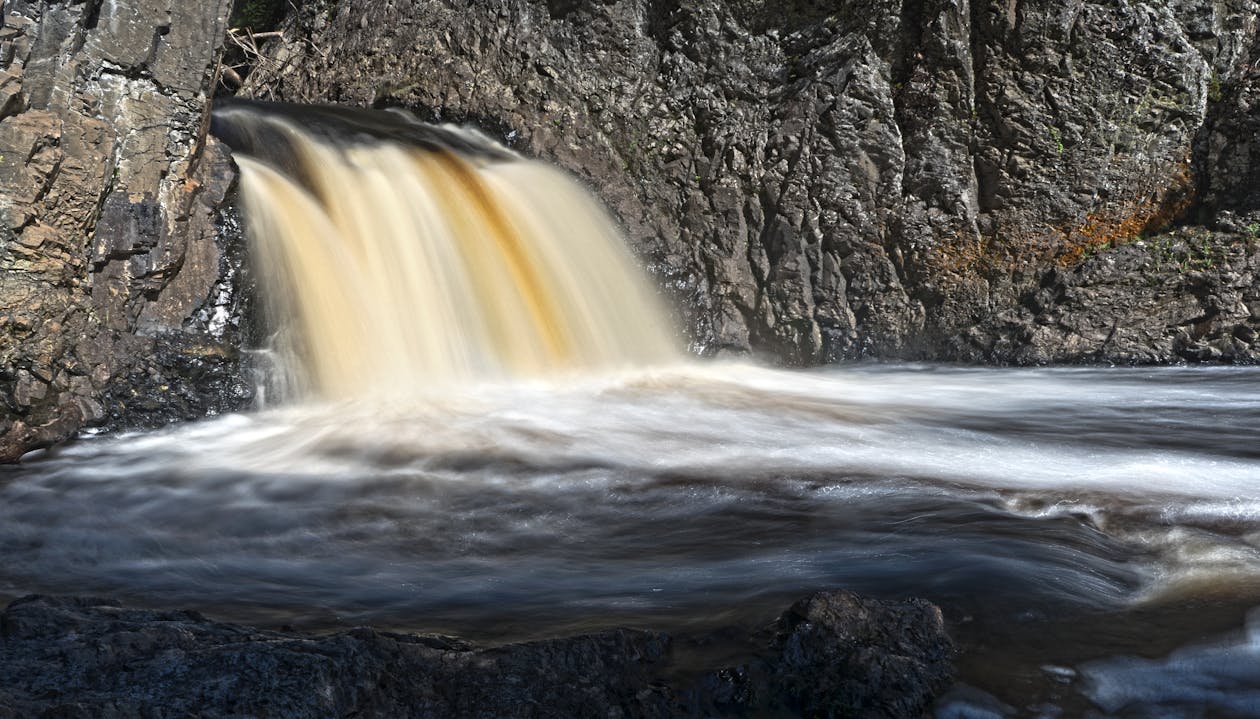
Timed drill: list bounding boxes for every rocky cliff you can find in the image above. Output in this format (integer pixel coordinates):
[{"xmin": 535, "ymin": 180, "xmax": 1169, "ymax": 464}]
[
  {"xmin": 0, "ymin": 0, "xmax": 249, "ymax": 461},
  {"xmin": 243, "ymin": 0, "xmax": 1260, "ymax": 364},
  {"xmin": 4, "ymin": 0, "xmax": 1260, "ymax": 460}
]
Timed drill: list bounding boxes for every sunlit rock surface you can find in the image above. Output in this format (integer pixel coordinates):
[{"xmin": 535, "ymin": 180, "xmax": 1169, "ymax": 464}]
[
  {"xmin": 242, "ymin": 0, "xmax": 1260, "ymax": 364},
  {"xmin": 0, "ymin": 591, "xmax": 953, "ymax": 719},
  {"xmin": 0, "ymin": 0, "xmax": 249, "ymax": 461}
]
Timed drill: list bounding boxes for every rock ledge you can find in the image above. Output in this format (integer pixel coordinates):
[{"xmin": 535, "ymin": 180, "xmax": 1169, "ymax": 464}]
[{"xmin": 0, "ymin": 591, "xmax": 952, "ymax": 718}]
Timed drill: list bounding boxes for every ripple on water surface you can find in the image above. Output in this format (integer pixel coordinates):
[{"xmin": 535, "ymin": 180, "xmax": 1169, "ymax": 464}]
[{"xmin": 3, "ymin": 364, "xmax": 1260, "ymax": 715}]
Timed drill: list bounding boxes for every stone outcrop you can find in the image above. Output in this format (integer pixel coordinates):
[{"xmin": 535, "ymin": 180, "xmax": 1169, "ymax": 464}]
[
  {"xmin": 0, "ymin": 0, "xmax": 248, "ymax": 462},
  {"xmin": 242, "ymin": 0, "xmax": 1260, "ymax": 364},
  {"xmin": 988, "ymin": 224, "xmax": 1260, "ymax": 363},
  {"xmin": 0, "ymin": 591, "xmax": 954, "ymax": 718}
]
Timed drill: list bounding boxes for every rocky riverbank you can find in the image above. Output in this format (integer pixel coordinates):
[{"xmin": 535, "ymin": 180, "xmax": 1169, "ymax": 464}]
[
  {"xmin": 0, "ymin": 1, "xmax": 251, "ymax": 462},
  {"xmin": 0, "ymin": 591, "xmax": 953, "ymax": 718},
  {"xmin": 2, "ymin": 4, "xmax": 1256, "ymax": 715}
]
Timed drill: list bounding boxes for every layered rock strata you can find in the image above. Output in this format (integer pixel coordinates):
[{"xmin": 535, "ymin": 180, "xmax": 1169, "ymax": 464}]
[{"xmin": 0, "ymin": 0, "xmax": 248, "ymax": 461}]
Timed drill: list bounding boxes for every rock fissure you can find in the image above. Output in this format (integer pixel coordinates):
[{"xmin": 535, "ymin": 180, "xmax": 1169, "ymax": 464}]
[{"xmin": 0, "ymin": 0, "xmax": 245, "ymax": 460}]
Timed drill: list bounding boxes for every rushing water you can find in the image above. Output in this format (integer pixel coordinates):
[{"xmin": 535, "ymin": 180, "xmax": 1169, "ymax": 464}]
[
  {"xmin": 216, "ymin": 100, "xmax": 676, "ymax": 398},
  {"xmin": 11, "ymin": 99, "xmax": 1257, "ymax": 717},
  {"xmin": 3, "ymin": 363, "xmax": 1259, "ymax": 716}
]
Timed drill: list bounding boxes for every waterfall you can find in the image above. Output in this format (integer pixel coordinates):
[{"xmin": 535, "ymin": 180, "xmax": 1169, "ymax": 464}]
[{"xmin": 211, "ymin": 101, "xmax": 677, "ymax": 399}]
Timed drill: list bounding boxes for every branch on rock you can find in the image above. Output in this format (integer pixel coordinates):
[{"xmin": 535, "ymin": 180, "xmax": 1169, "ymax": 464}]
[
  {"xmin": 221, "ymin": 27, "xmax": 289, "ymax": 97},
  {"xmin": 229, "ymin": 29, "xmax": 285, "ymax": 41}
]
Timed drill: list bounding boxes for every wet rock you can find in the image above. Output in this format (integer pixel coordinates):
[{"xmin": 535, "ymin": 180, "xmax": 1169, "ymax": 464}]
[
  {"xmin": 0, "ymin": 0, "xmax": 251, "ymax": 462},
  {"xmin": 770, "ymin": 592, "xmax": 954, "ymax": 717},
  {"xmin": 682, "ymin": 591, "xmax": 955, "ymax": 717},
  {"xmin": 992, "ymin": 227, "xmax": 1260, "ymax": 364},
  {"xmin": 98, "ymin": 332, "xmax": 256, "ymax": 430},
  {"xmin": 0, "ymin": 591, "xmax": 954, "ymax": 718},
  {"xmin": 241, "ymin": 0, "xmax": 1260, "ymax": 364}
]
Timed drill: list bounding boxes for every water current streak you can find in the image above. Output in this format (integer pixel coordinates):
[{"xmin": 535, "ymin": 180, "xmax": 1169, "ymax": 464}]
[{"xmin": 213, "ymin": 101, "xmax": 677, "ymax": 399}]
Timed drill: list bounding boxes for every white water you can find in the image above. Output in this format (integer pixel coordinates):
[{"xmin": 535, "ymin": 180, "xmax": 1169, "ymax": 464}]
[
  {"xmin": 4, "ymin": 364, "xmax": 1260, "ymax": 714},
  {"xmin": 230, "ymin": 111, "xmax": 676, "ymax": 399},
  {"xmin": 15, "ymin": 103, "xmax": 1257, "ymax": 715}
]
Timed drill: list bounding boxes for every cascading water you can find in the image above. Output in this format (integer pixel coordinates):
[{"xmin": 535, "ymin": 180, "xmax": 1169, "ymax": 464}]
[
  {"xmin": 3, "ymin": 101, "xmax": 1260, "ymax": 716},
  {"xmin": 211, "ymin": 100, "xmax": 676, "ymax": 398}
]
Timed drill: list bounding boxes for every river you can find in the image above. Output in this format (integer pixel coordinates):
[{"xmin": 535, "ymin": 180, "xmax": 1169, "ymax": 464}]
[{"xmin": 2, "ymin": 363, "xmax": 1258, "ymax": 716}]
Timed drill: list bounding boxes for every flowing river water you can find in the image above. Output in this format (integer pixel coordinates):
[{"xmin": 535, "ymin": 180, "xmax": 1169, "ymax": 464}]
[
  {"xmin": 3, "ymin": 363, "xmax": 1259, "ymax": 717},
  {"xmin": 6, "ymin": 101, "xmax": 1256, "ymax": 716}
]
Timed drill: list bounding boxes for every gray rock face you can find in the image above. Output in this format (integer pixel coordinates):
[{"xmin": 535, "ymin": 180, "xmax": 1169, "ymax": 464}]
[
  {"xmin": 0, "ymin": 0, "xmax": 249, "ymax": 461},
  {"xmin": 4, "ymin": 0, "xmax": 1259, "ymax": 460},
  {"xmin": 242, "ymin": 0, "xmax": 1260, "ymax": 364},
  {"xmin": 991, "ymin": 225, "xmax": 1260, "ymax": 364},
  {"xmin": 0, "ymin": 592, "xmax": 953, "ymax": 718}
]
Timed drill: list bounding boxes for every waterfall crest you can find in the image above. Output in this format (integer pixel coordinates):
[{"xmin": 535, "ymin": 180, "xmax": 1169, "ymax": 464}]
[{"xmin": 213, "ymin": 102, "xmax": 677, "ymax": 399}]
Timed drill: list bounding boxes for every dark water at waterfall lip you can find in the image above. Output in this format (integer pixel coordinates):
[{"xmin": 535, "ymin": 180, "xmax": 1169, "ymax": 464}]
[
  {"xmin": 3, "ymin": 363, "xmax": 1260, "ymax": 715},
  {"xmin": 210, "ymin": 98, "xmax": 516, "ymax": 164}
]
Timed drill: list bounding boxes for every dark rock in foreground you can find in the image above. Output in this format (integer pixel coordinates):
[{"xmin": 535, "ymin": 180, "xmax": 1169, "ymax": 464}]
[{"xmin": 0, "ymin": 591, "xmax": 953, "ymax": 718}]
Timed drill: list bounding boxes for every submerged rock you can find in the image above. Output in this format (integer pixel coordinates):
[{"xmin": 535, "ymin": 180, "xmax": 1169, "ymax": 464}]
[{"xmin": 0, "ymin": 591, "xmax": 953, "ymax": 718}]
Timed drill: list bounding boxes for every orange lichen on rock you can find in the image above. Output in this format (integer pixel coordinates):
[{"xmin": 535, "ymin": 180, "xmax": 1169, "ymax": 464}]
[
  {"xmin": 925, "ymin": 231, "xmax": 991, "ymax": 276},
  {"xmin": 1055, "ymin": 165, "xmax": 1195, "ymax": 268}
]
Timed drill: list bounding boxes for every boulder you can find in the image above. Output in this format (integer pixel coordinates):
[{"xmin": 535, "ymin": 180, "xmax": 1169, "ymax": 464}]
[{"xmin": 0, "ymin": 591, "xmax": 954, "ymax": 718}]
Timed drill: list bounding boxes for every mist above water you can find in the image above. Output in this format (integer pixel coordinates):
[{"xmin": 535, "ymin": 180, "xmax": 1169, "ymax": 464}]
[{"xmin": 4, "ymin": 365, "xmax": 1258, "ymax": 638}]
